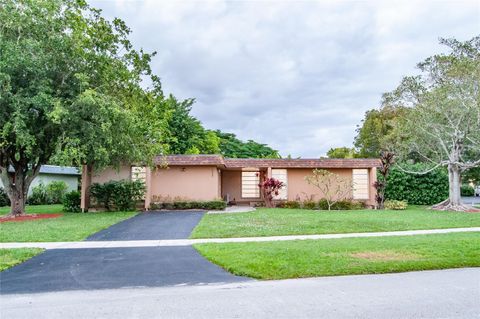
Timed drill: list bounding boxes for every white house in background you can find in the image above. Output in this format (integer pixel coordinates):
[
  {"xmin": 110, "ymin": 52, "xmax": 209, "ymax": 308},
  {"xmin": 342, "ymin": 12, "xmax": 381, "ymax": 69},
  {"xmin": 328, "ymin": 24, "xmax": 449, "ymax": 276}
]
[{"xmin": 0, "ymin": 165, "xmax": 80, "ymax": 195}]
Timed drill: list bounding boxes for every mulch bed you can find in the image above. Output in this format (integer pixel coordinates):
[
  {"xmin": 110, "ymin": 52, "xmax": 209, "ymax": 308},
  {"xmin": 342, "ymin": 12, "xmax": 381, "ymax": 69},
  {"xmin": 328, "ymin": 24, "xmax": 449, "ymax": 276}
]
[{"xmin": 0, "ymin": 213, "xmax": 63, "ymax": 223}]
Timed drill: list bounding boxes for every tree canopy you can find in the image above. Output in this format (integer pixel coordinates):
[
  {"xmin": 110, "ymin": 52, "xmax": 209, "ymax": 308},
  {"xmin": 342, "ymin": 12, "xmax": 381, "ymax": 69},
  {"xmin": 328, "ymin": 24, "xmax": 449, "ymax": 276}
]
[
  {"xmin": 354, "ymin": 106, "xmax": 407, "ymax": 158},
  {"xmin": 0, "ymin": 0, "xmax": 279, "ymax": 215},
  {"xmin": 0, "ymin": 0, "xmax": 164, "ymax": 215},
  {"xmin": 160, "ymin": 95, "xmax": 221, "ymax": 155},
  {"xmin": 214, "ymin": 130, "xmax": 280, "ymax": 158},
  {"xmin": 383, "ymin": 36, "xmax": 480, "ymax": 210},
  {"xmin": 326, "ymin": 147, "xmax": 357, "ymax": 159}
]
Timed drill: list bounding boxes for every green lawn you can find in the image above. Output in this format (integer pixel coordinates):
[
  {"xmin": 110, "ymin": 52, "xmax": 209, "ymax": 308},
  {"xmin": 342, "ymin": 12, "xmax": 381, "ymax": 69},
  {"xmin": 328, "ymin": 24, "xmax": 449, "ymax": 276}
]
[
  {"xmin": 0, "ymin": 248, "xmax": 44, "ymax": 271},
  {"xmin": 195, "ymin": 232, "xmax": 480, "ymax": 279},
  {"xmin": 191, "ymin": 206, "xmax": 480, "ymax": 238},
  {"xmin": 0, "ymin": 204, "xmax": 65, "ymax": 215},
  {"xmin": 0, "ymin": 205, "xmax": 137, "ymax": 242}
]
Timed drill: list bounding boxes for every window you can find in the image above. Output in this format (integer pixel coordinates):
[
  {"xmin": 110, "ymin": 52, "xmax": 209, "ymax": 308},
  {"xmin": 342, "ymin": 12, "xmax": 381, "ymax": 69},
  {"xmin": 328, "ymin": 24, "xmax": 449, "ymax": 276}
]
[
  {"xmin": 272, "ymin": 169, "xmax": 287, "ymax": 200},
  {"xmin": 131, "ymin": 166, "xmax": 146, "ymax": 184},
  {"xmin": 352, "ymin": 169, "xmax": 369, "ymax": 200},
  {"xmin": 241, "ymin": 171, "xmax": 260, "ymax": 198}
]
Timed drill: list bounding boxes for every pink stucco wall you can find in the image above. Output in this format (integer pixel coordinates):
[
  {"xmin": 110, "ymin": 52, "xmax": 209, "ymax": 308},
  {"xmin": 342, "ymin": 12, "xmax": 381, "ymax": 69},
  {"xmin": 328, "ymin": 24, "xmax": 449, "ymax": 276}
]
[
  {"xmin": 221, "ymin": 170, "xmax": 242, "ymax": 202},
  {"xmin": 150, "ymin": 166, "xmax": 221, "ymax": 202},
  {"xmin": 286, "ymin": 168, "xmax": 376, "ymax": 205},
  {"xmin": 91, "ymin": 166, "xmax": 131, "ymax": 184},
  {"xmin": 286, "ymin": 168, "xmax": 351, "ymax": 201},
  {"xmin": 368, "ymin": 167, "xmax": 377, "ymax": 206}
]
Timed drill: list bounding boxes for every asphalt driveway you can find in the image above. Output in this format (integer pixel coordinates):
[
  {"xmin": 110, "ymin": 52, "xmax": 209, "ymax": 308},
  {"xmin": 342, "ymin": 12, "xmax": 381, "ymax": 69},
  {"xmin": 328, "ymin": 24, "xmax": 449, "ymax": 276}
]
[
  {"xmin": 0, "ymin": 211, "xmax": 248, "ymax": 294},
  {"xmin": 86, "ymin": 211, "xmax": 205, "ymax": 241}
]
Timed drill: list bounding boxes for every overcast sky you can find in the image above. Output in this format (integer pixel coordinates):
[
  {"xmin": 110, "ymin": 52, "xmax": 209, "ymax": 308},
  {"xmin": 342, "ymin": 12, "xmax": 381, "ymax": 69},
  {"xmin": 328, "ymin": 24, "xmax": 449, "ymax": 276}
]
[{"xmin": 90, "ymin": 0, "xmax": 479, "ymax": 158}]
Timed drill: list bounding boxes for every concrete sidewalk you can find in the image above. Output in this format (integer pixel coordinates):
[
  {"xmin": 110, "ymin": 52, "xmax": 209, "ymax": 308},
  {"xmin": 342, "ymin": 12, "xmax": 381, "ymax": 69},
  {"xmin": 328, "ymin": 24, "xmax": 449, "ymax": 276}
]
[{"xmin": 2, "ymin": 227, "xmax": 479, "ymax": 249}]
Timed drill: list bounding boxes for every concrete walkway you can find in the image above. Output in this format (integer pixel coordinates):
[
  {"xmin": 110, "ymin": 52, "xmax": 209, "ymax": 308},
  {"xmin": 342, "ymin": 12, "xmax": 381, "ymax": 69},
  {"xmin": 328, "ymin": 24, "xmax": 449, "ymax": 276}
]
[
  {"xmin": 2, "ymin": 227, "xmax": 479, "ymax": 249},
  {"xmin": 208, "ymin": 206, "xmax": 256, "ymax": 214},
  {"xmin": 1, "ymin": 268, "xmax": 479, "ymax": 319}
]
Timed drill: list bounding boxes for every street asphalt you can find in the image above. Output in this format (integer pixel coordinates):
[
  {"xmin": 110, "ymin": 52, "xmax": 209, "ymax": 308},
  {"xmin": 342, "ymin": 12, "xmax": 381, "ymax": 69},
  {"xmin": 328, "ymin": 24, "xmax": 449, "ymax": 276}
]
[
  {"xmin": 462, "ymin": 196, "xmax": 480, "ymax": 205},
  {"xmin": 1, "ymin": 268, "xmax": 479, "ymax": 319}
]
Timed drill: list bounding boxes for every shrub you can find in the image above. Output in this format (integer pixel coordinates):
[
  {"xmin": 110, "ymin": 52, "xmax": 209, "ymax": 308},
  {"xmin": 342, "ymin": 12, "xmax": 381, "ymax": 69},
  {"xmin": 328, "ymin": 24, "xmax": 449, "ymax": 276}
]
[
  {"xmin": 461, "ymin": 185, "xmax": 475, "ymax": 197},
  {"xmin": 333, "ymin": 200, "xmax": 365, "ymax": 210},
  {"xmin": 302, "ymin": 200, "xmax": 316, "ymax": 210},
  {"xmin": 384, "ymin": 164, "xmax": 449, "ymax": 205},
  {"xmin": 89, "ymin": 182, "xmax": 116, "ymax": 210},
  {"xmin": 173, "ymin": 201, "xmax": 191, "ymax": 210},
  {"xmin": 259, "ymin": 177, "xmax": 285, "ymax": 208},
  {"xmin": 318, "ymin": 199, "xmax": 329, "ymax": 210},
  {"xmin": 384, "ymin": 200, "xmax": 408, "ymax": 210},
  {"xmin": 253, "ymin": 201, "xmax": 266, "ymax": 208},
  {"xmin": 319, "ymin": 199, "xmax": 365, "ymax": 210},
  {"xmin": 305, "ymin": 169, "xmax": 353, "ymax": 210},
  {"xmin": 89, "ymin": 180, "xmax": 145, "ymax": 211},
  {"xmin": 28, "ymin": 183, "xmax": 50, "ymax": 205},
  {"xmin": 27, "ymin": 181, "xmax": 69, "ymax": 205},
  {"xmin": 46, "ymin": 181, "xmax": 68, "ymax": 204},
  {"xmin": 0, "ymin": 187, "xmax": 10, "ymax": 207},
  {"xmin": 279, "ymin": 201, "xmax": 301, "ymax": 209},
  {"xmin": 63, "ymin": 191, "xmax": 81, "ymax": 212},
  {"xmin": 151, "ymin": 200, "xmax": 226, "ymax": 211},
  {"xmin": 202, "ymin": 200, "xmax": 227, "ymax": 210}
]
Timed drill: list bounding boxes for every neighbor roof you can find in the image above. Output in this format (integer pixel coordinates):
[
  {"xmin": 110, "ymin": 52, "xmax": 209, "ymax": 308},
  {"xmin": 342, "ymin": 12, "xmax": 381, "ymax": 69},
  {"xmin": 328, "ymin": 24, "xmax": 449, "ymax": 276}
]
[
  {"xmin": 39, "ymin": 165, "xmax": 80, "ymax": 175},
  {"xmin": 157, "ymin": 155, "xmax": 380, "ymax": 169},
  {"xmin": 7, "ymin": 165, "xmax": 80, "ymax": 175}
]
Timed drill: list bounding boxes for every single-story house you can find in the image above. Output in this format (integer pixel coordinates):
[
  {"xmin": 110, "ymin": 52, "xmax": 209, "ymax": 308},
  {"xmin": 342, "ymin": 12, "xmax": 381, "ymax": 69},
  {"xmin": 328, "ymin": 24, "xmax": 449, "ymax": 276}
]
[
  {"xmin": 0, "ymin": 165, "xmax": 80, "ymax": 195},
  {"xmin": 80, "ymin": 155, "xmax": 380, "ymax": 210}
]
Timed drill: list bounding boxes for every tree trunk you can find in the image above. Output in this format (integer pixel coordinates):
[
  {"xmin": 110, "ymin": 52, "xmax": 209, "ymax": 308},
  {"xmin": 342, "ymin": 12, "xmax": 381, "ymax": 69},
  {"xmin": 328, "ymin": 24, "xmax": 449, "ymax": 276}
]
[
  {"xmin": 9, "ymin": 187, "xmax": 26, "ymax": 216},
  {"xmin": 431, "ymin": 164, "xmax": 472, "ymax": 211},
  {"xmin": 0, "ymin": 165, "xmax": 40, "ymax": 217},
  {"xmin": 449, "ymin": 164, "xmax": 462, "ymax": 206}
]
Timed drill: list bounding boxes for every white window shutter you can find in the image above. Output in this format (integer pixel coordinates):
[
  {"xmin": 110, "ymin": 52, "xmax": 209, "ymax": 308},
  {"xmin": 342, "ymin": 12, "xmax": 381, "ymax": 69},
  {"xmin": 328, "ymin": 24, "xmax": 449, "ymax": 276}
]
[{"xmin": 352, "ymin": 169, "xmax": 369, "ymax": 200}]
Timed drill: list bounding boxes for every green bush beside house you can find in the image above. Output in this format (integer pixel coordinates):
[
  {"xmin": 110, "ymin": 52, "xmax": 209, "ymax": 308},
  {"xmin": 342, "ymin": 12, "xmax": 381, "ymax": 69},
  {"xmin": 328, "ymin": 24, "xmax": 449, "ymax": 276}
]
[
  {"xmin": 460, "ymin": 185, "xmax": 475, "ymax": 197},
  {"xmin": 27, "ymin": 181, "xmax": 69, "ymax": 205},
  {"xmin": 150, "ymin": 200, "xmax": 226, "ymax": 211},
  {"xmin": 384, "ymin": 164, "xmax": 449, "ymax": 205},
  {"xmin": 89, "ymin": 180, "xmax": 145, "ymax": 211}
]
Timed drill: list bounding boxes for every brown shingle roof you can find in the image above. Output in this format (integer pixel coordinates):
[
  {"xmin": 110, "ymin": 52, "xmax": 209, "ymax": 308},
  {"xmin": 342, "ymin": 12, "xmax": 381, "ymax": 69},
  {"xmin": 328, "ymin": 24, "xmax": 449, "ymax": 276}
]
[
  {"xmin": 156, "ymin": 155, "xmax": 380, "ymax": 169},
  {"xmin": 224, "ymin": 158, "xmax": 380, "ymax": 169},
  {"xmin": 155, "ymin": 155, "xmax": 225, "ymax": 166}
]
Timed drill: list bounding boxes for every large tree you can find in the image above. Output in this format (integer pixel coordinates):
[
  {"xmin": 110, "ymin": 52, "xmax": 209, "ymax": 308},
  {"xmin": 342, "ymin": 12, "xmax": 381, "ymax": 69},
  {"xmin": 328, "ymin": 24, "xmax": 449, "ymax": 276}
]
[
  {"xmin": 326, "ymin": 147, "xmax": 357, "ymax": 159},
  {"xmin": 384, "ymin": 36, "xmax": 480, "ymax": 211},
  {"xmin": 161, "ymin": 95, "xmax": 220, "ymax": 155},
  {"xmin": 214, "ymin": 130, "xmax": 280, "ymax": 158},
  {"xmin": 354, "ymin": 106, "xmax": 407, "ymax": 158},
  {"xmin": 0, "ymin": 0, "xmax": 163, "ymax": 216}
]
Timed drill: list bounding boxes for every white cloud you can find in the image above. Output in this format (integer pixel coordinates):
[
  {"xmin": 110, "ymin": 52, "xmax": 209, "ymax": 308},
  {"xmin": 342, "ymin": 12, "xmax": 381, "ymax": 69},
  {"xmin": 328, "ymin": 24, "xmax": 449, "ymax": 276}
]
[{"xmin": 91, "ymin": 0, "xmax": 480, "ymax": 157}]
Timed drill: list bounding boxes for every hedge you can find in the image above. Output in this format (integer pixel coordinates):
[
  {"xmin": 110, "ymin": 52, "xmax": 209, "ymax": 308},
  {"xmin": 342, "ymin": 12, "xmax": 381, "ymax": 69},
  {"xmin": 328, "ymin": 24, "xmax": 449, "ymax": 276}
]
[
  {"xmin": 150, "ymin": 200, "xmax": 226, "ymax": 211},
  {"xmin": 461, "ymin": 185, "xmax": 474, "ymax": 197},
  {"xmin": 89, "ymin": 180, "xmax": 145, "ymax": 211},
  {"xmin": 63, "ymin": 191, "xmax": 81, "ymax": 212},
  {"xmin": 384, "ymin": 164, "xmax": 449, "ymax": 205},
  {"xmin": 276, "ymin": 199, "xmax": 365, "ymax": 210},
  {"xmin": 27, "ymin": 181, "xmax": 68, "ymax": 205}
]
